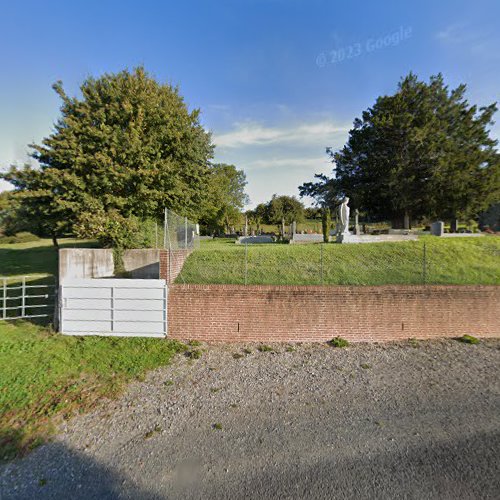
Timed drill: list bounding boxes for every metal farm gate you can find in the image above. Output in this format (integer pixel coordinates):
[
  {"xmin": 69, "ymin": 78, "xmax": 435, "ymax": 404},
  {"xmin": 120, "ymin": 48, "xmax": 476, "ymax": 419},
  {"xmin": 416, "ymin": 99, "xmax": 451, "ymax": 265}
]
[
  {"xmin": 1, "ymin": 276, "xmax": 55, "ymax": 321},
  {"xmin": 59, "ymin": 279, "xmax": 167, "ymax": 337}
]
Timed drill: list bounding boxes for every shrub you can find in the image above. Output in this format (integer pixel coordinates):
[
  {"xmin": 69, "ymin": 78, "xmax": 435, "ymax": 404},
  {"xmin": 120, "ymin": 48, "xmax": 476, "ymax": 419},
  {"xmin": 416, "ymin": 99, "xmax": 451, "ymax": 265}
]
[{"xmin": 328, "ymin": 337, "xmax": 349, "ymax": 348}]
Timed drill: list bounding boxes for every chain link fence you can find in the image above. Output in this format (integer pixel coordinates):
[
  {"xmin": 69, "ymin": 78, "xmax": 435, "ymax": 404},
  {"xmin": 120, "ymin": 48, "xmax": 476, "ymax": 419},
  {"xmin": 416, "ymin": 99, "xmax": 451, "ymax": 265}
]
[
  {"xmin": 129, "ymin": 208, "xmax": 200, "ymax": 250},
  {"xmin": 176, "ymin": 238, "xmax": 500, "ymax": 286}
]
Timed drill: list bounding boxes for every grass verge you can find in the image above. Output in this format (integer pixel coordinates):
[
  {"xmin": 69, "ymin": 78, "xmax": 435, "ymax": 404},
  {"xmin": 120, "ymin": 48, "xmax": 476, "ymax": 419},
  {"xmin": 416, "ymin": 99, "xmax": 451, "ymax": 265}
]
[
  {"xmin": 179, "ymin": 236, "xmax": 500, "ymax": 285},
  {"xmin": 0, "ymin": 320, "xmax": 185, "ymax": 462}
]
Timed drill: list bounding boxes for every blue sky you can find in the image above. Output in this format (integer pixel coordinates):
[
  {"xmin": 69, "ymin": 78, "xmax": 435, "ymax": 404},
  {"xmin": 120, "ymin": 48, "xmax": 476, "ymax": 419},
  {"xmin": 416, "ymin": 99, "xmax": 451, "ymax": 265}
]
[{"xmin": 1, "ymin": 0, "xmax": 499, "ymax": 207}]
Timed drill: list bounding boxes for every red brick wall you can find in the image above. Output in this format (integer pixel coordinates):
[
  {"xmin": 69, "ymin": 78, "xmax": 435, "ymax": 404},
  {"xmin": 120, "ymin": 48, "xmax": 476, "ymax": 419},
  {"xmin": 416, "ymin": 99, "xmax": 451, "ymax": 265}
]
[
  {"xmin": 159, "ymin": 249, "xmax": 192, "ymax": 284},
  {"xmin": 167, "ymin": 284, "xmax": 499, "ymax": 343}
]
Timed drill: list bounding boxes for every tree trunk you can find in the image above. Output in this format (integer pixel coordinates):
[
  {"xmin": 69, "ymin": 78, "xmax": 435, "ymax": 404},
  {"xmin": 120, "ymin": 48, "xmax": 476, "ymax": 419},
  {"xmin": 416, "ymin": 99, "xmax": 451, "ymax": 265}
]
[{"xmin": 52, "ymin": 235, "xmax": 59, "ymax": 248}]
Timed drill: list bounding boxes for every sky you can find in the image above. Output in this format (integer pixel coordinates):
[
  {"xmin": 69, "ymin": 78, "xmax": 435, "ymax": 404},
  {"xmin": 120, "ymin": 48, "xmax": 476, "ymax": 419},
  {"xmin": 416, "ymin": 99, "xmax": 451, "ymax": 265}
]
[{"xmin": 1, "ymin": 0, "xmax": 499, "ymax": 207}]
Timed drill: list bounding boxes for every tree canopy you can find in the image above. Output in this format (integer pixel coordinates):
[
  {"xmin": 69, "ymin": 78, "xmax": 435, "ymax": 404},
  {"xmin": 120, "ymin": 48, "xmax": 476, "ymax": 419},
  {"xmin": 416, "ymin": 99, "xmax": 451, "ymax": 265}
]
[
  {"xmin": 300, "ymin": 73, "xmax": 500, "ymax": 224},
  {"xmin": 1, "ymin": 67, "xmax": 217, "ymax": 245},
  {"xmin": 247, "ymin": 195, "xmax": 305, "ymax": 227},
  {"xmin": 203, "ymin": 163, "xmax": 248, "ymax": 234}
]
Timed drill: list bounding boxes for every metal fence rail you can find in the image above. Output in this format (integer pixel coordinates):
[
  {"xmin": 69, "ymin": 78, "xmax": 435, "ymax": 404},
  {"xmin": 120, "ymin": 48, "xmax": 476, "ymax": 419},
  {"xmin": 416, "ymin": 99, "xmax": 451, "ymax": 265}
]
[{"xmin": 1, "ymin": 276, "xmax": 56, "ymax": 320}]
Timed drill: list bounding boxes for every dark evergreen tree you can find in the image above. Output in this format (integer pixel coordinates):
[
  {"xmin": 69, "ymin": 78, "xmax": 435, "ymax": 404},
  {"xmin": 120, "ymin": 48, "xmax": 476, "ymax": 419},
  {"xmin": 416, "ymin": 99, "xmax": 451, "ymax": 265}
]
[{"xmin": 300, "ymin": 73, "xmax": 500, "ymax": 226}]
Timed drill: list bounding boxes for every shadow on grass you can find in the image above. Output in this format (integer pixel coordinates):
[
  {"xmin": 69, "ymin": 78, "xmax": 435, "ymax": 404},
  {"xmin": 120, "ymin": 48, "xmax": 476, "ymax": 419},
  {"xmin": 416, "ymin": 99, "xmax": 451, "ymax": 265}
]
[{"xmin": 0, "ymin": 240, "xmax": 98, "ymax": 278}]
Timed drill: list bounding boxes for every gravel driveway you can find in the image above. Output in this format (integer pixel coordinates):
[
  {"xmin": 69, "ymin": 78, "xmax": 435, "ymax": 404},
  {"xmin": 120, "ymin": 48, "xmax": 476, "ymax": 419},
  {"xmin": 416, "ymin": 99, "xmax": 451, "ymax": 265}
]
[{"xmin": 1, "ymin": 339, "xmax": 499, "ymax": 499}]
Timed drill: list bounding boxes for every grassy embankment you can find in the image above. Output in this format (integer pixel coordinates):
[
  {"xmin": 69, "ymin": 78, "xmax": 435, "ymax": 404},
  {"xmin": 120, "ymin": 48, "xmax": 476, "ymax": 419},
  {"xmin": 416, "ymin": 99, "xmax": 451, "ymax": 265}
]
[
  {"xmin": 0, "ymin": 238, "xmax": 185, "ymax": 462},
  {"xmin": 180, "ymin": 236, "xmax": 500, "ymax": 285}
]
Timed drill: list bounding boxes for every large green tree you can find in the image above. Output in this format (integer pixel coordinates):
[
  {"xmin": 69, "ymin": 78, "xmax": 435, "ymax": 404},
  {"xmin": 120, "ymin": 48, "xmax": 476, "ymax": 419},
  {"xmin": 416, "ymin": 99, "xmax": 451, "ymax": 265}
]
[
  {"xmin": 1, "ymin": 67, "xmax": 215, "ymax": 246},
  {"xmin": 203, "ymin": 163, "xmax": 248, "ymax": 234},
  {"xmin": 265, "ymin": 194, "xmax": 305, "ymax": 225},
  {"xmin": 300, "ymin": 73, "xmax": 500, "ymax": 226}
]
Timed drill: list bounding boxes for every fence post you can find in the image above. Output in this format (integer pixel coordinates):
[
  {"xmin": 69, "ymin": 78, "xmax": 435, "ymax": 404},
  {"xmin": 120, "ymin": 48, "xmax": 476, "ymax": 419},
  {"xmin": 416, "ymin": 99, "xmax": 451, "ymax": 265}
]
[
  {"xmin": 53, "ymin": 277, "xmax": 59, "ymax": 331},
  {"xmin": 2, "ymin": 278, "xmax": 6, "ymax": 319},
  {"xmin": 155, "ymin": 222, "xmax": 158, "ymax": 249},
  {"xmin": 163, "ymin": 207, "xmax": 168, "ymax": 249},
  {"xmin": 184, "ymin": 217, "xmax": 188, "ymax": 249},
  {"xmin": 244, "ymin": 243, "xmax": 248, "ymax": 285},
  {"xmin": 320, "ymin": 243, "xmax": 324, "ymax": 285},
  {"xmin": 21, "ymin": 276, "xmax": 26, "ymax": 318},
  {"xmin": 423, "ymin": 242, "xmax": 427, "ymax": 284}
]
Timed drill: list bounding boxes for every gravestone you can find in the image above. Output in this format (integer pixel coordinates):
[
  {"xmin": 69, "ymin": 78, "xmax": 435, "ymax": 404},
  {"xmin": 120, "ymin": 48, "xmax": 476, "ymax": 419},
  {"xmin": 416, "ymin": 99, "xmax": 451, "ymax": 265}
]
[
  {"xmin": 354, "ymin": 209, "xmax": 360, "ymax": 235},
  {"xmin": 431, "ymin": 221, "xmax": 444, "ymax": 236},
  {"xmin": 237, "ymin": 235, "xmax": 274, "ymax": 244}
]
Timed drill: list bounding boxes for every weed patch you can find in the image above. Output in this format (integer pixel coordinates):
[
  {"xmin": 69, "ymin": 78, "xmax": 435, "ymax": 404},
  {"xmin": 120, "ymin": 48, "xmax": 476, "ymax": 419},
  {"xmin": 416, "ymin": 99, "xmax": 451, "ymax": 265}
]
[
  {"xmin": 328, "ymin": 337, "xmax": 349, "ymax": 348},
  {"xmin": 257, "ymin": 345, "xmax": 273, "ymax": 352},
  {"xmin": 456, "ymin": 334, "xmax": 480, "ymax": 344}
]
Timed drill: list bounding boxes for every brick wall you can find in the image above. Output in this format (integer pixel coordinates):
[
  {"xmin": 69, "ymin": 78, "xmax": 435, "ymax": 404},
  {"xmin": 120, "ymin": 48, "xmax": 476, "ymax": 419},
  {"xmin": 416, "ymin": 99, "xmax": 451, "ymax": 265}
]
[
  {"xmin": 159, "ymin": 249, "xmax": 192, "ymax": 284},
  {"xmin": 167, "ymin": 284, "xmax": 499, "ymax": 343}
]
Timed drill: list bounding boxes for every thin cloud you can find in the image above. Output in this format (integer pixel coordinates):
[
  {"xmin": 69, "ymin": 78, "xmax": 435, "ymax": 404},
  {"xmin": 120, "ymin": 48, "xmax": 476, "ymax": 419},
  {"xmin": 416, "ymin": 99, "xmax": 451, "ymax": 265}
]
[
  {"xmin": 435, "ymin": 24, "xmax": 498, "ymax": 59},
  {"xmin": 214, "ymin": 120, "xmax": 350, "ymax": 148},
  {"xmin": 436, "ymin": 24, "xmax": 464, "ymax": 42},
  {"xmin": 243, "ymin": 156, "xmax": 329, "ymax": 172}
]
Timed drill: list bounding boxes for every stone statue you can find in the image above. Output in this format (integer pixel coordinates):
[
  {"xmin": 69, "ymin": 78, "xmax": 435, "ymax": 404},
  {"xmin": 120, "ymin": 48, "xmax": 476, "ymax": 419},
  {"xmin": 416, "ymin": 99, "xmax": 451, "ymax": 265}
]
[{"xmin": 338, "ymin": 197, "xmax": 350, "ymax": 234}]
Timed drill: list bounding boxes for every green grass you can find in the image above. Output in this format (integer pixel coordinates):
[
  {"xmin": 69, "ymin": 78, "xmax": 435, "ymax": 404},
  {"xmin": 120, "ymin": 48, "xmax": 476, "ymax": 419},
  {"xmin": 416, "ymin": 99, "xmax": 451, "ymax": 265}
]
[
  {"xmin": 0, "ymin": 237, "xmax": 185, "ymax": 461},
  {"xmin": 0, "ymin": 320, "xmax": 185, "ymax": 461},
  {"xmin": 179, "ymin": 236, "xmax": 500, "ymax": 285},
  {"xmin": 0, "ymin": 238, "xmax": 97, "ymax": 280}
]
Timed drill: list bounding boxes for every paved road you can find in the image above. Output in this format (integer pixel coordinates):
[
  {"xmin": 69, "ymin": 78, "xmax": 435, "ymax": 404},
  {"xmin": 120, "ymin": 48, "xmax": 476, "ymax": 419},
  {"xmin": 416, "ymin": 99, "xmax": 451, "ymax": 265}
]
[{"xmin": 1, "ymin": 340, "xmax": 499, "ymax": 499}]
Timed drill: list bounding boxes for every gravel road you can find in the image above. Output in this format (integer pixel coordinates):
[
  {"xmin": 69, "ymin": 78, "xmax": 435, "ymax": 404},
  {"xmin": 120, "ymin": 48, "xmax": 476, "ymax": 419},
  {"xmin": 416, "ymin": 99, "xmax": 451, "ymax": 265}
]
[{"xmin": 1, "ymin": 339, "xmax": 499, "ymax": 499}]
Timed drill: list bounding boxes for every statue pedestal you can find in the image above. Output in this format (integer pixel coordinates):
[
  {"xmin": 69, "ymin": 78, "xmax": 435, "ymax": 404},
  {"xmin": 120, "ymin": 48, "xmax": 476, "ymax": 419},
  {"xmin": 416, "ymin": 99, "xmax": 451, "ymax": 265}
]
[{"xmin": 336, "ymin": 232, "xmax": 354, "ymax": 243}]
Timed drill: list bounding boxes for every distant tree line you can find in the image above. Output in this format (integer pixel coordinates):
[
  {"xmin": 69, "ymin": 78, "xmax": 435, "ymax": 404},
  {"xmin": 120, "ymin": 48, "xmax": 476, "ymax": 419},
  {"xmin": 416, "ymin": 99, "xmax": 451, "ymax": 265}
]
[{"xmin": 246, "ymin": 195, "xmax": 305, "ymax": 232}]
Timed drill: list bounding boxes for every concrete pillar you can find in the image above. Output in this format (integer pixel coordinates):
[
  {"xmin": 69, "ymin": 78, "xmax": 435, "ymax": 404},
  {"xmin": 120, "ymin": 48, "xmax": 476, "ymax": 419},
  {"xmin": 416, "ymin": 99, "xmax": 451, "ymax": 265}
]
[{"xmin": 404, "ymin": 213, "xmax": 410, "ymax": 230}]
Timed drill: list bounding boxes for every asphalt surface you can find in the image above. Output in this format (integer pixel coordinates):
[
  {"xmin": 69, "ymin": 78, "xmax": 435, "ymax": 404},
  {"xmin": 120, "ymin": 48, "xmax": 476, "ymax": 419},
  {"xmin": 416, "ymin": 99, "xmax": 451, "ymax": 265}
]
[{"xmin": 1, "ymin": 339, "xmax": 499, "ymax": 499}]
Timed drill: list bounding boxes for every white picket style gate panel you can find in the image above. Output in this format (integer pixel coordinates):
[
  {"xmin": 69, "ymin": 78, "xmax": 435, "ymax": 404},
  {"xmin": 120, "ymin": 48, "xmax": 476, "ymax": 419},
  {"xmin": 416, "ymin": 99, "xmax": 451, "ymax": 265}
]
[{"xmin": 60, "ymin": 279, "xmax": 167, "ymax": 338}]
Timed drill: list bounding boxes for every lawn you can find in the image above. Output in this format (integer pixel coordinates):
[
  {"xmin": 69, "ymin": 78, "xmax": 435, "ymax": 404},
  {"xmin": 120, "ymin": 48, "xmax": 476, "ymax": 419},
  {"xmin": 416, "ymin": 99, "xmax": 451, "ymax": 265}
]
[
  {"xmin": 0, "ymin": 238, "xmax": 186, "ymax": 462},
  {"xmin": 0, "ymin": 238, "xmax": 97, "ymax": 279},
  {"xmin": 179, "ymin": 236, "xmax": 500, "ymax": 285},
  {"xmin": 0, "ymin": 321, "xmax": 184, "ymax": 461}
]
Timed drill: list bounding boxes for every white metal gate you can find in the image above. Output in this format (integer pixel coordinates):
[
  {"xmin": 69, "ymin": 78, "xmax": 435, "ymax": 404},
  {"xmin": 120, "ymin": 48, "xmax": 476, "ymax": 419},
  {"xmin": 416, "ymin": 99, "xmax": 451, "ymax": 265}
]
[
  {"xmin": 1, "ymin": 276, "xmax": 55, "ymax": 321},
  {"xmin": 59, "ymin": 279, "xmax": 167, "ymax": 337}
]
